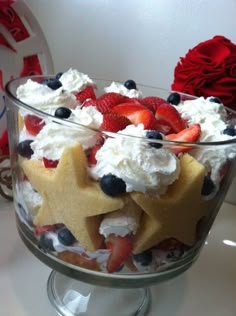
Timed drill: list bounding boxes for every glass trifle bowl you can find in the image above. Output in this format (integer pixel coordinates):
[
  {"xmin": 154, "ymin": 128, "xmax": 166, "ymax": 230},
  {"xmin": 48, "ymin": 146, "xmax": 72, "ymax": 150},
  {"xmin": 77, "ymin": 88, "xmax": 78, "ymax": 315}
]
[{"xmin": 5, "ymin": 70, "xmax": 236, "ymax": 316}]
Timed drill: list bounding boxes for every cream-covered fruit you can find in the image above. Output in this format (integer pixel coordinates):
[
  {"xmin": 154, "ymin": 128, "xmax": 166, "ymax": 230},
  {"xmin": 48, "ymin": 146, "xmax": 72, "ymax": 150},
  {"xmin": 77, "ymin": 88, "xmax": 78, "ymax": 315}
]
[{"xmin": 12, "ymin": 69, "xmax": 236, "ymax": 273}]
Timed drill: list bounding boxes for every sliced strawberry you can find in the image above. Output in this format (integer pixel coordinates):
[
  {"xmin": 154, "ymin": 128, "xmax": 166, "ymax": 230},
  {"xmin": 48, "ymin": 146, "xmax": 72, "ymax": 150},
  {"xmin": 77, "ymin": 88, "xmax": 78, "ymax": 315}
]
[
  {"xmin": 43, "ymin": 157, "xmax": 59, "ymax": 168},
  {"xmin": 76, "ymin": 86, "xmax": 96, "ymax": 103},
  {"xmin": 0, "ymin": 129, "xmax": 9, "ymax": 155},
  {"xmin": 155, "ymin": 103, "xmax": 186, "ymax": 133},
  {"xmin": 101, "ymin": 113, "xmax": 131, "ymax": 132},
  {"xmin": 140, "ymin": 96, "xmax": 169, "ymax": 113},
  {"xmin": 151, "ymin": 119, "xmax": 172, "ymax": 135},
  {"xmin": 34, "ymin": 224, "xmax": 56, "ymax": 235},
  {"xmin": 24, "ymin": 114, "xmax": 45, "ymax": 136},
  {"xmin": 88, "ymin": 143, "xmax": 103, "ymax": 165},
  {"xmin": 82, "ymin": 92, "xmax": 127, "ymax": 114},
  {"xmin": 112, "ymin": 103, "xmax": 155, "ymax": 129},
  {"xmin": 105, "ymin": 234, "xmax": 133, "ymax": 273},
  {"xmin": 165, "ymin": 124, "xmax": 201, "ymax": 154},
  {"xmin": 124, "ymin": 98, "xmax": 143, "ymax": 105}
]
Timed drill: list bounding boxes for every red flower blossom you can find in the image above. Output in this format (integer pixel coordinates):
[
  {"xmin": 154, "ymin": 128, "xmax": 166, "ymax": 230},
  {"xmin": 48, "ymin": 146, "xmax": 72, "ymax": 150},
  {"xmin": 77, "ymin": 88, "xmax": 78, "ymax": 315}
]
[{"xmin": 171, "ymin": 35, "xmax": 236, "ymax": 110}]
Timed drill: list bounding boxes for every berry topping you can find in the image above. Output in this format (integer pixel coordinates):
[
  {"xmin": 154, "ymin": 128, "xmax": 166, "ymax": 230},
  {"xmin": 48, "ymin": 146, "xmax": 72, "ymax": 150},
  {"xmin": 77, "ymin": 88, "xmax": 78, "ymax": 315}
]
[
  {"xmin": 209, "ymin": 96, "xmax": 221, "ymax": 104},
  {"xmin": 146, "ymin": 130, "xmax": 163, "ymax": 148},
  {"xmin": 167, "ymin": 92, "xmax": 181, "ymax": 105},
  {"xmin": 124, "ymin": 79, "xmax": 137, "ymax": 90},
  {"xmin": 76, "ymin": 86, "xmax": 96, "ymax": 103},
  {"xmin": 24, "ymin": 114, "xmax": 45, "ymax": 135},
  {"xmin": 133, "ymin": 250, "xmax": 153, "ymax": 266},
  {"xmin": 83, "ymin": 92, "xmax": 127, "ymax": 114},
  {"xmin": 42, "ymin": 78, "xmax": 62, "ymax": 90},
  {"xmin": 223, "ymin": 126, "xmax": 235, "ymax": 136},
  {"xmin": 54, "ymin": 107, "xmax": 72, "ymax": 119},
  {"xmin": 34, "ymin": 224, "xmax": 56, "ymax": 235},
  {"xmin": 17, "ymin": 140, "xmax": 34, "ymax": 158},
  {"xmin": 43, "ymin": 157, "xmax": 59, "ymax": 168},
  {"xmin": 39, "ymin": 233, "xmax": 55, "ymax": 251},
  {"xmin": 88, "ymin": 143, "xmax": 103, "ymax": 165},
  {"xmin": 139, "ymin": 96, "xmax": 168, "ymax": 113},
  {"xmin": 201, "ymin": 175, "xmax": 215, "ymax": 196},
  {"xmin": 155, "ymin": 102, "xmax": 186, "ymax": 133},
  {"xmin": 55, "ymin": 72, "xmax": 63, "ymax": 80},
  {"xmin": 100, "ymin": 174, "xmax": 126, "ymax": 196},
  {"xmin": 58, "ymin": 227, "xmax": 76, "ymax": 246},
  {"xmin": 105, "ymin": 234, "xmax": 133, "ymax": 273},
  {"xmin": 165, "ymin": 124, "xmax": 201, "ymax": 154},
  {"xmin": 112, "ymin": 103, "xmax": 155, "ymax": 129},
  {"xmin": 101, "ymin": 113, "xmax": 131, "ymax": 132}
]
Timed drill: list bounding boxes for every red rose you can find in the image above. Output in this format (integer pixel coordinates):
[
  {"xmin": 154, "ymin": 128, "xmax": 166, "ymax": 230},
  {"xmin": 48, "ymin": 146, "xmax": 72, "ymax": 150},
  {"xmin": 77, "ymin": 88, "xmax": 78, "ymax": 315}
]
[{"xmin": 171, "ymin": 35, "xmax": 236, "ymax": 110}]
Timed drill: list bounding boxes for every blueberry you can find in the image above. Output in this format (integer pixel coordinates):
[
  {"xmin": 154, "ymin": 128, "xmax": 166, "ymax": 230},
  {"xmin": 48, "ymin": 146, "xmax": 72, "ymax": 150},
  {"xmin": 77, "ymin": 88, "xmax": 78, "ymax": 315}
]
[
  {"xmin": 133, "ymin": 250, "xmax": 153, "ymax": 266},
  {"xmin": 201, "ymin": 175, "xmax": 215, "ymax": 196},
  {"xmin": 58, "ymin": 227, "xmax": 76, "ymax": 246},
  {"xmin": 167, "ymin": 92, "xmax": 181, "ymax": 105},
  {"xmin": 55, "ymin": 72, "xmax": 63, "ymax": 80},
  {"xmin": 42, "ymin": 78, "xmax": 62, "ymax": 90},
  {"xmin": 100, "ymin": 174, "xmax": 126, "ymax": 196},
  {"xmin": 209, "ymin": 96, "xmax": 221, "ymax": 104},
  {"xmin": 223, "ymin": 126, "xmax": 236, "ymax": 136},
  {"xmin": 124, "ymin": 79, "xmax": 137, "ymax": 90},
  {"xmin": 146, "ymin": 130, "xmax": 163, "ymax": 148},
  {"xmin": 55, "ymin": 107, "xmax": 72, "ymax": 119},
  {"xmin": 17, "ymin": 140, "xmax": 34, "ymax": 158},
  {"xmin": 39, "ymin": 233, "xmax": 55, "ymax": 251}
]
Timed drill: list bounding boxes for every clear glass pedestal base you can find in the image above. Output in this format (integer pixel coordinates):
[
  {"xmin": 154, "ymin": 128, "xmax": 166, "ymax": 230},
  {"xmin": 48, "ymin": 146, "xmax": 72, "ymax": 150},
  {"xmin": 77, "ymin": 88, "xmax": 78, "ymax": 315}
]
[{"xmin": 47, "ymin": 271, "xmax": 151, "ymax": 316}]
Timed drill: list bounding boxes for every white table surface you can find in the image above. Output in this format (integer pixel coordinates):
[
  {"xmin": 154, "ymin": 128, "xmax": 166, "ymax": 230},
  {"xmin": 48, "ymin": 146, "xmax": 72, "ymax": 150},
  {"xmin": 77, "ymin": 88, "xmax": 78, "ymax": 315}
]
[{"xmin": 0, "ymin": 196, "xmax": 236, "ymax": 316}]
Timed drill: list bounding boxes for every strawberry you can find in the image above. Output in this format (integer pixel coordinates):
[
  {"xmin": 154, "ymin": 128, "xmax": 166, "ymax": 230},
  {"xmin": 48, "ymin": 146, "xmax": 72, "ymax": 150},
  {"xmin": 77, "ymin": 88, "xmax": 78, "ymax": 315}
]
[
  {"xmin": 101, "ymin": 113, "xmax": 131, "ymax": 132},
  {"xmin": 0, "ymin": 129, "xmax": 9, "ymax": 156},
  {"xmin": 24, "ymin": 114, "xmax": 45, "ymax": 136},
  {"xmin": 88, "ymin": 143, "xmax": 103, "ymax": 165},
  {"xmin": 76, "ymin": 86, "xmax": 96, "ymax": 103},
  {"xmin": 82, "ymin": 92, "xmax": 127, "ymax": 114},
  {"xmin": 34, "ymin": 224, "xmax": 56, "ymax": 235},
  {"xmin": 140, "ymin": 96, "xmax": 169, "ymax": 113},
  {"xmin": 151, "ymin": 119, "xmax": 172, "ymax": 135},
  {"xmin": 165, "ymin": 124, "xmax": 201, "ymax": 154},
  {"xmin": 105, "ymin": 234, "xmax": 133, "ymax": 273},
  {"xmin": 112, "ymin": 103, "xmax": 155, "ymax": 129},
  {"xmin": 155, "ymin": 103, "xmax": 186, "ymax": 133},
  {"xmin": 43, "ymin": 157, "xmax": 59, "ymax": 168},
  {"xmin": 123, "ymin": 98, "xmax": 143, "ymax": 105}
]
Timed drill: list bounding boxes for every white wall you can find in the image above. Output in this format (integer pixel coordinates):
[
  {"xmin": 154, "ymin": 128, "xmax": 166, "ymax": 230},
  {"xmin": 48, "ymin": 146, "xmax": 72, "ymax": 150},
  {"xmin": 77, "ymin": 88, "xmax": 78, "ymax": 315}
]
[{"xmin": 25, "ymin": 0, "xmax": 236, "ymax": 89}]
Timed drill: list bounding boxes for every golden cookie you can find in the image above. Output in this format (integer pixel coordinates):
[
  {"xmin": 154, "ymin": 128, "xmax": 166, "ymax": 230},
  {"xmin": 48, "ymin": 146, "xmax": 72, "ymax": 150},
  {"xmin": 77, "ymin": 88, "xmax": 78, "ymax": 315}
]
[
  {"xmin": 131, "ymin": 154, "xmax": 210, "ymax": 253},
  {"xmin": 21, "ymin": 143, "xmax": 124, "ymax": 251}
]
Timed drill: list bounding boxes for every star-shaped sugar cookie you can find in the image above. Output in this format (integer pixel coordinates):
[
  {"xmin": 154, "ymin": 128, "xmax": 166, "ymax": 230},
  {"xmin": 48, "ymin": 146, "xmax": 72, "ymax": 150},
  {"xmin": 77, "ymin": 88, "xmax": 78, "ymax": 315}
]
[
  {"xmin": 21, "ymin": 143, "xmax": 124, "ymax": 251},
  {"xmin": 131, "ymin": 154, "xmax": 212, "ymax": 254}
]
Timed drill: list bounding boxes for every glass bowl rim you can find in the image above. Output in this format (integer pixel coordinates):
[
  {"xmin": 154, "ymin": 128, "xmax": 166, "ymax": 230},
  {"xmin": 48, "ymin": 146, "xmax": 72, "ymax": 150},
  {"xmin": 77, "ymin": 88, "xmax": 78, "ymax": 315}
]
[{"xmin": 5, "ymin": 75, "xmax": 236, "ymax": 148}]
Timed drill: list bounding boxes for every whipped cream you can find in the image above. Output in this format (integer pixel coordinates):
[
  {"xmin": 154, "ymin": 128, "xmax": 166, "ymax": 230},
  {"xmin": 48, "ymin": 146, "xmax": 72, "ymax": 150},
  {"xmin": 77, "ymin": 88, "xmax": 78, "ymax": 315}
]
[
  {"xmin": 104, "ymin": 81, "xmax": 143, "ymax": 99},
  {"xmin": 16, "ymin": 79, "xmax": 77, "ymax": 114},
  {"xmin": 21, "ymin": 181, "xmax": 42, "ymax": 214},
  {"xmin": 176, "ymin": 97, "xmax": 236, "ymax": 185},
  {"xmin": 59, "ymin": 68, "xmax": 95, "ymax": 93},
  {"xmin": 99, "ymin": 210, "xmax": 139, "ymax": 238},
  {"xmin": 90, "ymin": 124, "xmax": 180, "ymax": 195},
  {"xmin": 31, "ymin": 106, "xmax": 103, "ymax": 160}
]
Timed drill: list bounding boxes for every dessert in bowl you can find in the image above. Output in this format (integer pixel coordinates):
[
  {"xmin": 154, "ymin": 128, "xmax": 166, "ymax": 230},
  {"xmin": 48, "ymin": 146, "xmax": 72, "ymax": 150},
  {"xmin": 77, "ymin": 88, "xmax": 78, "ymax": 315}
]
[{"xmin": 5, "ymin": 69, "xmax": 236, "ymax": 315}]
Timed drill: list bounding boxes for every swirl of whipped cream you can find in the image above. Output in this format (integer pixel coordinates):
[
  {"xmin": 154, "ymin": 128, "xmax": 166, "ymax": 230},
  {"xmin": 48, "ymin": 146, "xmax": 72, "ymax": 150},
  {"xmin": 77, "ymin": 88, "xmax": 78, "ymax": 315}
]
[
  {"xmin": 59, "ymin": 68, "xmax": 95, "ymax": 93},
  {"xmin": 90, "ymin": 124, "xmax": 180, "ymax": 195},
  {"xmin": 104, "ymin": 81, "xmax": 143, "ymax": 99},
  {"xmin": 16, "ymin": 79, "xmax": 77, "ymax": 114},
  {"xmin": 31, "ymin": 106, "xmax": 103, "ymax": 160},
  {"xmin": 175, "ymin": 97, "xmax": 236, "ymax": 186}
]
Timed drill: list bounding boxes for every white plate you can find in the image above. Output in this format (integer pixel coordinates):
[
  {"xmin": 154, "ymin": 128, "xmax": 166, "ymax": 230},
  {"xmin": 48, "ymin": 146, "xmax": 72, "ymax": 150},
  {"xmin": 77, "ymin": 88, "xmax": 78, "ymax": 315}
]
[{"xmin": 0, "ymin": 0, "xmax": 54, "ymax": 135}]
